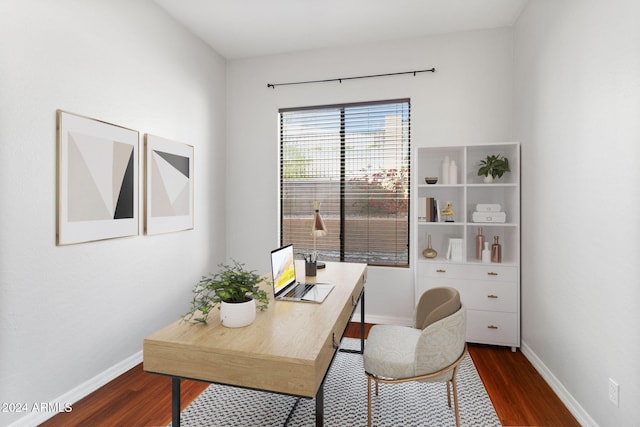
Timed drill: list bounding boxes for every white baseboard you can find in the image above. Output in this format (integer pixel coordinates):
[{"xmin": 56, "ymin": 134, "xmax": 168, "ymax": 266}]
[
  {"xmin": 520, "ymin": 340, "xmax": 598, "ymax": 427},
  {"xmin": 9, "ymin": 351, "xmax": 143, "ymax": 427}
]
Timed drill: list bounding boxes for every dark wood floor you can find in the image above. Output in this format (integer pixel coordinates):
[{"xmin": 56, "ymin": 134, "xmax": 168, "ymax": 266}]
[{"xmin": 41, "ymin": 322, "xmax": 579, "ymax": 427}]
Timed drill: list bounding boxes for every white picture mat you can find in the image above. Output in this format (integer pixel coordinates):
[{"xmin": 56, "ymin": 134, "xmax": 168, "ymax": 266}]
[
  {"xmin": 57, "ymin": 110, "xmax": 139, "ymax": 245},
  {"xmin": 144, "ymin": 134, "xmax": 194, "ymax": 235}
]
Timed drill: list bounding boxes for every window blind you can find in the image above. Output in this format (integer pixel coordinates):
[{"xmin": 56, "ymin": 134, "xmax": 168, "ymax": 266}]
[{"xmin": 279, "ymin": 99, "xmax": 410, "ymax": 267}]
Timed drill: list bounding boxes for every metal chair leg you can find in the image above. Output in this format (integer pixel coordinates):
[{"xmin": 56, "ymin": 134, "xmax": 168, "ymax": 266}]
[
  {"xmin": 367, "ymin": 375, "xmax": 372, "ymax": 427},
  {"xmin": 365, "ymin": 345, "xmax": 467, "ymax": 427},
  {"xmin": 452, "ymin": 376, "xmax": 460, "ymax": 427}
]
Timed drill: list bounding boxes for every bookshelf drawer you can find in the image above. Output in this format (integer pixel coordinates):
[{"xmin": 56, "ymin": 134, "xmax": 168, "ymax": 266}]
[
  {"xmin": 467, "ymin": 310, "xmax": 519, "ymax": 346},
  {"xmin": 418, "ymin": 262, "xmax": 517, "ymax": 281},
  {"xmin": 461, "ymin": 282, "xmax": 518, "ymax": 312},
  {"xmin": 417, "ymin": 279, "xmax": 517, "ymax": 313}
]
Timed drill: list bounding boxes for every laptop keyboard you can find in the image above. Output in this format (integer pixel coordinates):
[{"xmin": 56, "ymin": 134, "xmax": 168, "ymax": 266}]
[{"xmin": 285, "ymin": 283, "xmax": 315, "ymax": 298}]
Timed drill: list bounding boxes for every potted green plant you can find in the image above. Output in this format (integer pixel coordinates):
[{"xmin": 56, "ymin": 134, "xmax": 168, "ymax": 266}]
[
  {"xmin": 477, "ymin": 154, "xmax": 510, "ymax": 183},
  {"xmin": 184, "ymin": 260, "xmax": 269, "ymax": 327}
]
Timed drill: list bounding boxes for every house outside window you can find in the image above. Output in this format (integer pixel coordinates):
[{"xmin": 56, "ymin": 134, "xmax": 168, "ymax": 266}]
[{"xmin": 279, "ymin": 99, "xmax": 410, "ymax": 267}]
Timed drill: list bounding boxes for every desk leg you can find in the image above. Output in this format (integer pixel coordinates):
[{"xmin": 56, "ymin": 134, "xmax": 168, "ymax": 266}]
[
  {"xmin": 172, "ymin": 377, "xmax": 180, "ymax": 427},
  {"xmin": 315, "ymin": 379, "xmax": 324, "ymax": 426},
  {"xmin": 359, "ymin": 290, "xmax": 365, "ymax": 353}
]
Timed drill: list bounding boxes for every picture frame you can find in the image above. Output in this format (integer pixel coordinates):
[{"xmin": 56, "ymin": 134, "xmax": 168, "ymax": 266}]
[
  {"xmin": 57, "ymin": 110, "xmax": 139, "ymax": 245},
  {"xmin": 446, "ymin": 238, "xmax": 464, "ymax": 262},
  {"xmin": 144, "ymin": 134, "xmax": 194, "ymax": 235}
]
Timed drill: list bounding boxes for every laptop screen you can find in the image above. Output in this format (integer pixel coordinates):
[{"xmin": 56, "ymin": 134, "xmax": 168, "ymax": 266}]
[{"xmin": 270, "ymin": 244, "xmax": 296, "ymax": 295}]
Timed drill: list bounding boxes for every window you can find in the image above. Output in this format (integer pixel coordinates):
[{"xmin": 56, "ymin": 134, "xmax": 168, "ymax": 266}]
[{"xmin": 279, "ymin": 99, "xmax": 410, "ymax": 267}]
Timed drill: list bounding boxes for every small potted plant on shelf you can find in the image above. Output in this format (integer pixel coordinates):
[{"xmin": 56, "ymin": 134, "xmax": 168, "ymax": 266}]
[
  {"xmin": 477, "ymin": 154, "xmax": 510, "ymax": 183},
  {"xmin": 184, "ymin": 260, "xmax": 269, "ymax": 327}
]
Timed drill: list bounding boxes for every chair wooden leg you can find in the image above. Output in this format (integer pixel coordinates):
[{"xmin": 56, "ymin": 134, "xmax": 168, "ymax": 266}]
[
  {"xmin": 446, "ymin": 380, "xmax": 452, "ymax": 408},
  {"xmin": 367, "ymin": 375, "xmax": 372, "ymax": 427}
]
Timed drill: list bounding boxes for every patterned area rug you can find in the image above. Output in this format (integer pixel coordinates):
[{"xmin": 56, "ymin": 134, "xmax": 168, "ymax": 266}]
[{"xmin": 171, "ymin": 338, "xmax": 500, "ymax": 426}]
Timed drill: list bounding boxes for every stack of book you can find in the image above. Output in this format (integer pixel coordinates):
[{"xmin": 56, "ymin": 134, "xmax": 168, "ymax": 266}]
[
  {"xmin": 418, "ymin": 197, "xmax": 441, "ymax": 222},
  {"xmin": 472, "ymin": 204, "xmax": 506, "ymax": 223}
]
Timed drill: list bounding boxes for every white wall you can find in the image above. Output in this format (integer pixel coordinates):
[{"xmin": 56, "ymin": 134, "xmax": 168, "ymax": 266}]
[
  {"xmin": 514, "ymin": 0, "xmax": 640, "ymax": 425},
  {"xmin": 226, "ymin": 28, "xmax": 515, "ymax": 324},
  {"xmin": 0, "ymin": 1, "xmax": 226, "ymax": 425}
]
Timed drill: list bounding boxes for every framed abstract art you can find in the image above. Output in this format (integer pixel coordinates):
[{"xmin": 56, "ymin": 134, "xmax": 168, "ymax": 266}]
[
  {"xmin": 57, "ymin": 110, "xmax": 139, "ymax": 245},
  {"xmin": 144, "ymin": 134, "xmax": 194, "ymax": 235}
]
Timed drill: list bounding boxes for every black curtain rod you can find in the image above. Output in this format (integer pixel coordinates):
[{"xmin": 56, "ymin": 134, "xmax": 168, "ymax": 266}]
[{"xmin": 267, "ymin": 68, "xmax": 435, "ymax": 88}]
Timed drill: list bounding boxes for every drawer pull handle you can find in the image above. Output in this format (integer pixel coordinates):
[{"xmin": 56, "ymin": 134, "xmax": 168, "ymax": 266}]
[
  {"xmin": 487, "ymin": 325, "xmax": 498, "ymax": 329},
  {"xmin": 487, "ymin": 294, "xmax": 498, "ymax": 299},
  {"xmin": 436, "ymin": 269, "xmax": 446, "ymax": 273},
  {"xmin": 351, "ymin": 295, "xmax": 358, "ymax": 307},
  {"xmin": 487, "ymin": 272, "xmax": 498, "ymax": 276},
  {"xmin": 332, "ymin": 332, "xmax": 339, "ymax": 349}
]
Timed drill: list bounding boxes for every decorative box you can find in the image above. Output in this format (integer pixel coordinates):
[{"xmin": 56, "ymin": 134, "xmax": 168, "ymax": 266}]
[
  {"xmin": 472, "ymin": 211, "xmax": 506, "ymax": 223},
  {"xmin": 475, "ymin": 203, "xmax": 501, "ymax": 212}
]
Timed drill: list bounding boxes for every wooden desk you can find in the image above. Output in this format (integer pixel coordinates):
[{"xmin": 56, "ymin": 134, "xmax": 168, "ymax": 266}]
[{"xmin": 143, "ymin": 261, "xmax": 367, "ymax": 426}]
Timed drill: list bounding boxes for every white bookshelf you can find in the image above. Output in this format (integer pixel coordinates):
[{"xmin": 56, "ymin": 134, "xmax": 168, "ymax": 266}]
[{"xmin": 413, "ymin": 143, "xmax": 520, "ymax": 350}]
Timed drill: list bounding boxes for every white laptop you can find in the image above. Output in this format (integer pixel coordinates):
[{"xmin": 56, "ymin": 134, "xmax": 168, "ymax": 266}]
[{"xmin": 270, "ymin": 244, "xmax": 333, "ymax": 303}]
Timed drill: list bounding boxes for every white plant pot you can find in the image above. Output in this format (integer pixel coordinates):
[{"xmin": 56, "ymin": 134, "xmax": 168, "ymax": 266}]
[
  {"xmin": 220, "ymin": 298, "xmax": 256, "ymax": 328},
  {"xmin": 483, "ymin": 175, "xmax": 494, "ymax": 183}
]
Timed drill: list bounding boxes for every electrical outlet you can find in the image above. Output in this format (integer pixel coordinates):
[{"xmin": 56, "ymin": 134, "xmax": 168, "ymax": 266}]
[{"xmin": 609, "ymin": 378, "xmax": 619, "ymax": 407}]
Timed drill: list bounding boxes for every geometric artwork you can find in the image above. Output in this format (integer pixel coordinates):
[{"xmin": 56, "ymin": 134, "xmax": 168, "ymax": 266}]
[
  {"xmin": 144, "ymin": 134, "xmax": 194, "ymax": 235},
  {"xmin": 57, "ymin": 110, "xmax": 139, "ymax": 245}
]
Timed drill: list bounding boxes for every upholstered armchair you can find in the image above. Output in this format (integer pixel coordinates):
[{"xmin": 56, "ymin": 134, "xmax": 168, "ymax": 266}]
[{"xmin": 363, "ymin": 287, "xmax": 467, "ymax": 427}]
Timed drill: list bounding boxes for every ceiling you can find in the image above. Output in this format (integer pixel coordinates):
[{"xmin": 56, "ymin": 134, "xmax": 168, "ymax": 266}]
[{"xmin": 153, "ymin": 0, "xmax": 529, "ymax": 59}]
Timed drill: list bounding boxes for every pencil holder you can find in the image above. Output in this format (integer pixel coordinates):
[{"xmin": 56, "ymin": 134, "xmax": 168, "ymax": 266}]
[{"xmin": 305, "ymin": 261, "xmax": 317, "ymax": 277}]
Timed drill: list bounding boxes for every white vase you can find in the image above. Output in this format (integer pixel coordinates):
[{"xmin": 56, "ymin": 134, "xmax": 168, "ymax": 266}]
[
  {"xmin": 449, "ymin": 160, "xmax": 458, "ymax": 184},
  {"xmin": 220, "ymin": 298, "xmax": 256, "ymax": 328},
  {"xmin": 483, "ymin": 175, "xmax": 494, "ymax": 183},
  {"xmin": 441, "ymin": 156, "xmax": 450, "ymax": 185}
]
